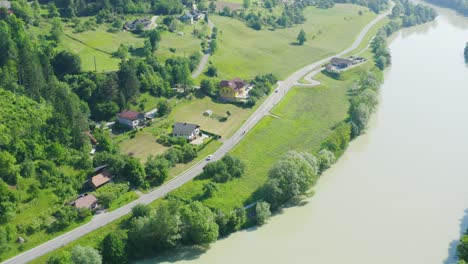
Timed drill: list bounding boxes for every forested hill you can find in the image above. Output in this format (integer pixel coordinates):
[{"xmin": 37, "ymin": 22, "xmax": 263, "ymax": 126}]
[
  {"xmin": 0, "ymin": 12, "xmax": 92, "ymax": 223},
  {"xmin": 424, "ymin": 0, "xmax": 468, "ymax": 15}
]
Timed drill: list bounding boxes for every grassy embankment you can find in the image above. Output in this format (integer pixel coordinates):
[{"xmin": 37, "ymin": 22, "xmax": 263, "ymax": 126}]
[
  {"xmin": 28, "ymin": 5, "xmax": 387, "ymax": 263},
  {"xmin": 210, "ymin": 4, "xmax": 375, "ymax": 80}
]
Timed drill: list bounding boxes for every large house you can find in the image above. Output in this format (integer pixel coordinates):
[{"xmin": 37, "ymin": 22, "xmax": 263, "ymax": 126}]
[
  {"xmin": 124, "ymin": 18, "xmax": 152, "ymax": 31},
  {"xmin": 73, "ymin": 194, "xmax": 98, "ymax": 210},
  {"xmin": 117, "ymin": 110, "xmax": 145, "ymax": 129},
  {"xmin": 172, "ymin": 122, "xmax": 200, "ymax": 141},
  {"xmin": 330, "ymin": 57, "xmax": 355, "ymax": 69},
  {"xmin": 180, "ymin": 9, "xmax": 204, "ymax": 24},
  {"xmin": 219, "ymin": 78, "xmax": 250, "ymax": 102}
]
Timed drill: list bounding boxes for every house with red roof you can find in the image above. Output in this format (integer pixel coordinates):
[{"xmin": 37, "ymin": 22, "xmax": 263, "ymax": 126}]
[
  {"xmin": 219, "ymin": 78, "xmax": 251, "ymax": 102},
  {"xmin": 117, "ymin": 110, "xmax": 145, "ymax": 129}
]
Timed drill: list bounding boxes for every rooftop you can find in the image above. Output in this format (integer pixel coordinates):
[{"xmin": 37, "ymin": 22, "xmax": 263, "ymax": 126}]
[
  {"xmin": 91, "ymin": 170, "xmax": 112, "ymax": 188},
  {"xmin": 74, "ymin": 194, "xmax": 97, "ymax": 209},
  {"xmin": 173, "ymin": 122, "xmax": 199, "ymax": 135},
  {"xmin": 117, "ymin": 110, "xmax": 143, "ymax": 121},
  {"xmin": 220, "ymin": 78, "xmax": 247, "ymax": 91}
]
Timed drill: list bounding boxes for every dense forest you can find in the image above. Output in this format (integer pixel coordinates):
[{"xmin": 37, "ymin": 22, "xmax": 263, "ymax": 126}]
[{"xmin": 424, "ymin": 0, "xmax": 468, "ymax": 15}]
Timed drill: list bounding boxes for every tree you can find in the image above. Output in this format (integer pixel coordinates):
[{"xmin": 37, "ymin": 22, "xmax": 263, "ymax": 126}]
[
  {"xmin": 227, "ymin": 207, "xmax": 246, "ymax": 232},
  {"xmin": 318, "ymin": 149, "xmax": 336, "ymax": 172},
  {"xmin": 464, "ymin": 43, "xmax": 468, "ymax": 62},
  {"xmin": 243, "ymin": 0, "xmax": 251, "ymax": 9},
  {"xmin": 458, "ymin": 234, "xmax": 468, "ymax": 262},
  {"xmin": 148, "ymin": 30, "xmax": 161, "ymax": 52},
  {"xmin": 209, "ymin": 39, "xmax": 217, "ymax": 53},
  {"xmin": 0, "ymin": 151, "xmax": 18, "ymax": 185},
  {"xmin": 157, "ymin": 100, "xmax": 171, "ymax": 117},
  {"xmin": 0, "ymin": 181, "xmax": 17, "ymax": 223},
  {"xmin": 297, "ymin": 29, "xmax": 307, "ymax": 45},
  {"xmin": 48, "ymin": 2, "xmax": 60, "ymax": 18},
  {"xmin": 71, "ymin": 245, "xmax": 102, "ymax": 264},
  {"xmin": 132, "ymin": 204, "xmax": 151, "ymax": 218},
  {"xmin": 51, "ymin": 17, "xmax": 63, "ymax": 42},
  {"xmin": 206, "ymin": 65, "xmax": 218, "ymax": 77},
  {"xmin": 123, "ymin": 157, "xmax": 146, "ymax": 187},
  {"xmin": 200, "ymin": 78, "xmax": 217, "ymax": 95},
  {"xmin": 101, "ymin": 231, "xmax": 127, "ymax": 264},
  {"xmin": 118, "ymin": 59, "xmax": 140, "ymax": 104},
  {"xmin": 255, "ymin": 201, "xmax": 271, "ymax": 225},
  {"xmin": 265, "ymin": 151, "xmax": 317, "ymax": 206},
  {"xmin": 180, "ymin": 201, "xmax": 219, "ymax": 244},
  {"xmin": 351, "ymin": 103, "xmax": 370, "ymax": 133},
  {"xmin": 203, "ymin": 182, "xmax": 219, "ymax": 198},
  {"xmin": 52, "ymin": 51, "xmax": 82, "ymax": 78},
  {"xmin": 145, "ymin": 156, "xmax": 170, "ymax": 185}
]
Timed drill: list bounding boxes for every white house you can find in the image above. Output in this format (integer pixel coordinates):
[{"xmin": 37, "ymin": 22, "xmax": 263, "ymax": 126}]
[
  {"xmin": 172, "ymin": 122, "xmax": 200, "ymax": 141},
  {"xmin": 117, "ymin": 110, "xmax": 145, "ymax": 129}
]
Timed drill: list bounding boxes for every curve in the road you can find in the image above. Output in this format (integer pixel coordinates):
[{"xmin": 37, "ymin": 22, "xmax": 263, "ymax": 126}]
[{"xmin": 2, "ymin": 4, "xmax": 393, "ymax": 263}]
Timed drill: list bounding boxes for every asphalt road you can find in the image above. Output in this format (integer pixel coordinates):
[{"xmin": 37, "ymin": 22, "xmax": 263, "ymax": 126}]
[
  {"xmin": 191, "ymin": 19, "xmax": 215, "ymax": 79},
  {"xmin": 2, "ymin": 5, "xmax": 393, "ymax": 264}
]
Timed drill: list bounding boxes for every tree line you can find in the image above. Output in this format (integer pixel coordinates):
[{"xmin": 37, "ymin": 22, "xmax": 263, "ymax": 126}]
[{"xmin": 424, "ymin": 0, "xmax": 468, "ymax": 16}]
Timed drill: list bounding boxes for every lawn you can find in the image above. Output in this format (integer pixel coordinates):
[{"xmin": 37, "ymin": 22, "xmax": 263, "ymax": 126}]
[
  {"xmin": 210, "ymin": 4, "xmax": 376, "ymax": 79},
  {"xmin": 168, "ymin": 96, "xmax": 256, "ymax": 138},
  {"xmin": 118, "ymin": 130, "xmax": 169, "ymax": 162},
  {"xmin": 155, "ymin": 20, "xmax": 206, "ymax": 62},
  {"xmin": 61, "ymin": 24, "xmax": 145, "ymax": 72}
]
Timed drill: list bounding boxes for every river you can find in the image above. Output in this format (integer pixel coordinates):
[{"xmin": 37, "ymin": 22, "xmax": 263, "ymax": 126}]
[{"xmin": 141, "ymin": 6, "xmax": 468, "ymax": 264}]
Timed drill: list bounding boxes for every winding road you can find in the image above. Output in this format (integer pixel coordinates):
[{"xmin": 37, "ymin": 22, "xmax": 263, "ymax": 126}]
[{"xmin": 2, "ymin": 4, "xmax": 393, "ymax": 264}]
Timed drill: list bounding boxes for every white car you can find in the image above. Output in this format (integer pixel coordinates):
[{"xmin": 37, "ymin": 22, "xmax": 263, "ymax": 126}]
[{"xmin": 206, "ymin": 155, "xmax": 214, "ymax": 161}]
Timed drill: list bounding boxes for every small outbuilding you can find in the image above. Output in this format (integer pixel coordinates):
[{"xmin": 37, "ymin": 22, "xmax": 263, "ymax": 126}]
[
  {"xmin": 124, "ymin": 18, "xmax": 152, "ymax": 31},
  {"xmin": 172, "ymin": 122, "xmax": 200, "ymax": 141},
  {"xmin": 73, "ymin": 194, "xmax": 98, "ymax": 210}
]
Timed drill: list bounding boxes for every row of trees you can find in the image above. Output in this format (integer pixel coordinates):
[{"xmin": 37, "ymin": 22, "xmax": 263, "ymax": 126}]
[
  {"xmin": 391, "ymin": 0, "xmax": 437, "ymax": 27},
  {"xmin": 219, "ymin": 2, "xmax": 307, "ymax": 30},
  {"xmin": 424, "ymin": 0, "xmax": 468, "ymax": 16}
]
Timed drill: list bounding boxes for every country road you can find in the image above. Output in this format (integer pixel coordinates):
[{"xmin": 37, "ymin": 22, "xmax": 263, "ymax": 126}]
[
  {"xmin": 2, "ymin": 4, "xmax": 393, "ymax": 264},
  {"xmin": 191, "ymin": 19, "xmax": 215, "ymax": 78}
]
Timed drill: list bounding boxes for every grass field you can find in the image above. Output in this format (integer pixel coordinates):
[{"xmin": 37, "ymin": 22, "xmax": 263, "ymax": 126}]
[
  {"xmin": 168, "ymin": 96, "xmax": 256, "ymax": 138},
  {"xmin": 155, "ymin": 20, "xmax": 206, "ymax": 62},
  {"xmin": 61, "ymin": 24, "xmax": 146, "ymax": 72},
  {"xmin": 210, "ymin": 4, "xmax": 376, "ymax": 79}
]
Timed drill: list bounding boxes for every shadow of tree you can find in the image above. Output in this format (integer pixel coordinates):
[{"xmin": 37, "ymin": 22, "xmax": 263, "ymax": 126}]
[{"xmin": 444, "ymin": 208, "xmax": 468, "ymax": 264}]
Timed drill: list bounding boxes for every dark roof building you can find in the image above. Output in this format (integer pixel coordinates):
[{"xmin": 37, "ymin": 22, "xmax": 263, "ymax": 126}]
[
  {"xmin": 330, "ymin": 57, "xmax": 354, "ymax": 68},
  {"xmin": 124, "ymin": 18, "xmax": 152, "ymax": 31},
  {"xmin": 172, "ymin": 122, "xmax": 200, "ymax": 140}
]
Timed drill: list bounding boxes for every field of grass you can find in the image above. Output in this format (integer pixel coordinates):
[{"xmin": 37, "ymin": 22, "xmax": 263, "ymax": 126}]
[
  {"xmin": 168, "ymin": 96, "xmax": 255, "ymax": 138},
  {"xmin": 210, "ymin": 4, "xmax": 376, "ymax": 79},
  {"xmin": 155, "ymin": 20, "xmax": 206, "ymax": 62},
  {"xmin": 119, "ymin": 130, "xmax": 170, "ymax": 161},
  {"xmin": 61, "ymin": 22, "xmax": 147, "ymax": 71}
]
